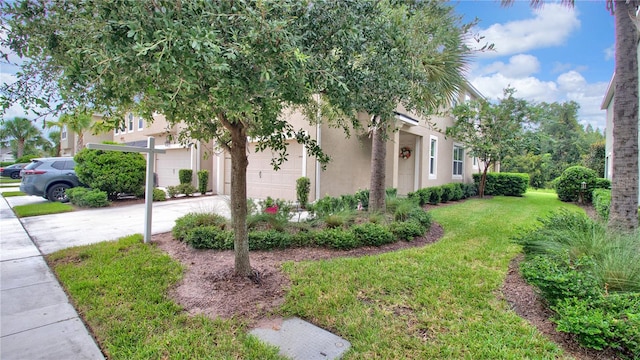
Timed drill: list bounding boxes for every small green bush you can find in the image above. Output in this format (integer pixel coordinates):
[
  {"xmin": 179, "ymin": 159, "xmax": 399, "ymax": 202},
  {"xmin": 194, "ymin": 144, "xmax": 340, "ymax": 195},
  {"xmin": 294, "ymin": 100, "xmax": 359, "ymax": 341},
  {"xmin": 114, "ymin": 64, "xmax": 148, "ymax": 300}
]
[
  {"xmin": 249, "ymin": 230, "xmax": 292, "ymax": 250},
  {"xmin": 592, "ymin": 189, "xmax": 611, "ymax": 220},
  {"xmin": 394, "ymin": 199, "xmax": 418, "ymax": 222},
  {"xmin": 197, "ymin": 170, "xmax": 209, "ymax": 194},
  {"xmin": 178, "ymin": 183, "xmax": 197, "ymax": 196},
  {"xmin": 463, "ymin": 183, "xmax": 478, "ymax": 198},
  {"xmin": 440, "ymin": 184, "xmax": 455, "ymax": 203},
  {"xmin": 407, "ymin": 208, "xmax": 432, "ymax": 229},
  {"xmin": 296, "ymin": 177, "xmax": 311, "ymax": 208},
  {"xmin": 451, "ymin": 183, "xmax": 464, "ymax": 201},
  {"xmin": 314, "ymin": 228, "xmax": 358, "ymax": 250},
  {"xmin": 152, "ymin": 188, "xmax": 166, "ymax": 201},
  {"xmin": 173, "ymin": 212, "xmax": 228, "ymax": 241},
  {"xmin": 166, "ymin": 186, "xmax": 179, "ymax": 198},
  {"xmin": 66, "ymin": 187, "xmax": 110, "ymax": 208},
  {"xmin": 184, "ymin": 226, "xmax": 233, "ymax": 249},
  {"xmin": 352, "ymin": 223, "xmax": 394, "ymax": 247},
  {"xmin": 554, "ymin": 166, "xmax": 597, "ymax": 203},
  {"xmin": 389, "ymin": 221, "xmax": 425, "ymax": 241},
  {"xmin": 429, "ymin": 186, "xmax": 442, "ymax": 205},
  {"xmin": 179, "ymin": 169, "xmax": 193, "ymax": 185},
  {"xmin": 14, "ymin": 154, "xmax": 39, "ymax": 163},
  {"xmin": 595, "ymin": 177, "xmax": 611, "ymax": 190}
]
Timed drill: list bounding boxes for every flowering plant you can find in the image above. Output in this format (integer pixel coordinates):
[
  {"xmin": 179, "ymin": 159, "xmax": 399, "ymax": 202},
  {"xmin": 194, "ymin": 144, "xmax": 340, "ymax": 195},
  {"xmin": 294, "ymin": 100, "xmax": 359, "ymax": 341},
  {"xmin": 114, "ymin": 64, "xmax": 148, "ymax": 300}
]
[{"xmin": 400, "ymin": 146, "xmax": 411, "ymax": 159}]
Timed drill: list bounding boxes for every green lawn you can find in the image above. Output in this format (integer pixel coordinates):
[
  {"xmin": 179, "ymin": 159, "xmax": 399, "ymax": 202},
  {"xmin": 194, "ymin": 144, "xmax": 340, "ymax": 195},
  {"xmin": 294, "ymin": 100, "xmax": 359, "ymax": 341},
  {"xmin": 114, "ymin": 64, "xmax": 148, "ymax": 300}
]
[
  {"xmin": 1, "ymin": 191, "xmax": 26, "ymax": 197},
  {"xmin": 13, "ymin": 202, "xmax": 74, "ymax": 217},
  {"xmin": 0, "ymin": 178, "xmax": 21, "ymax": 185},
  {"xmin": 49, "ymin": 190, "xmax": 581, "ymax": 359}
]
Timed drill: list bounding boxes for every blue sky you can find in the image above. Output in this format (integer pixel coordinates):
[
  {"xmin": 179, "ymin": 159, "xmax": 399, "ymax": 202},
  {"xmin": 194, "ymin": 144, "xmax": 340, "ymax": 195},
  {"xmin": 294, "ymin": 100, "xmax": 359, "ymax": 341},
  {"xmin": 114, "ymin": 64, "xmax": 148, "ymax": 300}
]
[
  {"xmin": 2, "ymin": 1, "xmax": 615, "ymax": 130},
  {"xmin": 454, "ymin": 0, "xmax": 615, "ymax": 131}
]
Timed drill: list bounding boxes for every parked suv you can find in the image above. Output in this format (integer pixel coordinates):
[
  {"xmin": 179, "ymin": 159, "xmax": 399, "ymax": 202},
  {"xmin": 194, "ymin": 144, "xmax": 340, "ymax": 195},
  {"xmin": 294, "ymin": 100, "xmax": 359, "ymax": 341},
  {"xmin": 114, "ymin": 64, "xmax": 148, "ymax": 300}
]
[
  {"xmin": 20, "ymin": 157, "xmax": 81, "ymax": 202},
  {"xmin": 0, "ymin": 163, "xmax": 27, "ymax": 179}
]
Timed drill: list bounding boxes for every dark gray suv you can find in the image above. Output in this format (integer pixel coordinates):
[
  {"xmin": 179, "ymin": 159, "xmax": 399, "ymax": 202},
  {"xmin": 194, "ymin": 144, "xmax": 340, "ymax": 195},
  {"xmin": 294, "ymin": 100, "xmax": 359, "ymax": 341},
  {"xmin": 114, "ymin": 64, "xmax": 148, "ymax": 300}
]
[{"xmin": 20, "ymin": 157, "xmax": 81, "ymax": 202}]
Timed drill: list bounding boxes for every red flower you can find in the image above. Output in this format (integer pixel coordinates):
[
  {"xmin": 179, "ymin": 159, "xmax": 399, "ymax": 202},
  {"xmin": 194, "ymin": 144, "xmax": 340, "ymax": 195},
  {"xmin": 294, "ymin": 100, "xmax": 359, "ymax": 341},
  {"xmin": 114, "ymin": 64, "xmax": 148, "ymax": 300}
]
[{"xmin": 265, "ymin": 205, "xmax": 278, "ymax": 214}]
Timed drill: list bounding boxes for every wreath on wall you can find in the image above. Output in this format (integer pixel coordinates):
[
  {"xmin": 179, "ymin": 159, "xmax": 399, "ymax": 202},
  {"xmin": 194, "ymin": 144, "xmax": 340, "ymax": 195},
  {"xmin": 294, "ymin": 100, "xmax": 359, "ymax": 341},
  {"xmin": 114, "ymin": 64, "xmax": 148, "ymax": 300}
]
[{"xmin": 400, "ymin": 146, "xmax": 412, "ymax": 159}]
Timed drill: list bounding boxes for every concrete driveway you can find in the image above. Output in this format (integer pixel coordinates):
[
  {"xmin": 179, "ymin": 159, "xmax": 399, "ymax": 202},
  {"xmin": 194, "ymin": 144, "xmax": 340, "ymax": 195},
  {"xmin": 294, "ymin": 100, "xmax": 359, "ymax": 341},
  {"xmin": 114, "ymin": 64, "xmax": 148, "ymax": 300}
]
[{"xmin": 8, "ymin": 194, "xmax": 232, "ymax": 254}]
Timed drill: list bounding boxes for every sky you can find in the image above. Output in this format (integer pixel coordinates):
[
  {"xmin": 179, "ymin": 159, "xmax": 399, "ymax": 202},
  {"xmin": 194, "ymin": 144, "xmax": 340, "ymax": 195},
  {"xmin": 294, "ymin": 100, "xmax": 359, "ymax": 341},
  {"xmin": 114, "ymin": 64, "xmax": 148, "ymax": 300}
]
[
  {"xmin": 1, "ymin": 1, "xmax": 616, "ymax": 131},
  {"xmin": 454, "ymin": 0, "xmax": 615, "ymax": 131}
]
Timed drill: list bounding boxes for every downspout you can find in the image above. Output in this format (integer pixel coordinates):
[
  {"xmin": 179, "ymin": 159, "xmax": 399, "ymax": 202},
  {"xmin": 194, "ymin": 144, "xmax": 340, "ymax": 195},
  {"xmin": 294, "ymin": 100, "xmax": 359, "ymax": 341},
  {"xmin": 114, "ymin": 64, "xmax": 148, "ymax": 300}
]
[{"xmin": 314, "ymin": 94, "xmax": 322, "ymax": 202}]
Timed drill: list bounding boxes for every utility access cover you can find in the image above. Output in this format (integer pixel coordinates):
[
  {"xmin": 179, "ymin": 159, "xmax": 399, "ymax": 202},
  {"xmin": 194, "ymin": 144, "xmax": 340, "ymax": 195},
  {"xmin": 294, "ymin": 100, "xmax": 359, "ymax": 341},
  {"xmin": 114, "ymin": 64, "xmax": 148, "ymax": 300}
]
[{"xmin": 250, "ymin": 317, "xmax": 351, "ymax": 360}]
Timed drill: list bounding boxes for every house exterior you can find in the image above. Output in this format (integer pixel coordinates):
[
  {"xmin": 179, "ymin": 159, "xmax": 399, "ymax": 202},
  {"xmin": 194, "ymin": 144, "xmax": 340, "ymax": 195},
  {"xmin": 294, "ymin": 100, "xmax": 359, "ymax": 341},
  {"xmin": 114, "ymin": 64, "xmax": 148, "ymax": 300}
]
[
  {"xmin": 60, "ymin": 113, "xmax": 216, "ymax": 190},
  {"xmin": 225, "ymin": 82, "xmax": 484, "ymax": 202},
  {"xmin": 63, "ymin": 83, "xmax": 484, "ymax": 202},
  {"xmin": 600, "ymin": 40, "xmax": 640, "ymax": 202}
]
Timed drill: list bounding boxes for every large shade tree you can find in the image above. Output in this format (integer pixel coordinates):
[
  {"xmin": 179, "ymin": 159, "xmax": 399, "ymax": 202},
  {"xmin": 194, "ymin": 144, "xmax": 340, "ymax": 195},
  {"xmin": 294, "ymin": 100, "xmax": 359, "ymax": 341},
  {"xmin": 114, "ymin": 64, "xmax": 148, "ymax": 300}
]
[
  {"xmin": 308, "ymin": 0, "xmax": 473, "ymax": 212},
  {"xmin": 0, "ymin": 0, "xmax": 339, "ymax": 276},
  {"xmin": 502, "ymin": 0, "xmax": 638, "ymax": 231}
]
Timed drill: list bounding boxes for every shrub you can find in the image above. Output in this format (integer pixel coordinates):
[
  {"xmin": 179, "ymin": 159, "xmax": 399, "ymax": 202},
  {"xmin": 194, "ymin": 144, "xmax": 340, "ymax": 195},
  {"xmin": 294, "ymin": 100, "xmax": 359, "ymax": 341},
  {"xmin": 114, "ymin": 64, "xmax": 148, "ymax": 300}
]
[
  {"xmin": 74, "ymin": 148, "xmax": 146, "ymax": 200},
  {"xmin": 314, "ymin": 228, "xmax": 358, "ymax": 250},
  {"xmin": 197, "ymin": 170, "xmax": 209, "ymax": 194},
  {"xmin": 66, "ymin": 187, "xmax": 110, "ymax": 208},
  {"xmin": 440, "ymin": 184, "xmax": 455, "ymax": 203},
  {"xmin": 152, "ymin": 188, "xmax": 166, "ymax": 201},
  {"xmin": 463, "ymin": 183, "xmax": 478, "ymax": 198},
  {"xmin": 410, "ymin": 188, "xmax": 431, "ymax": 206},
  {"xmin": 184, "ymin": 227, "xmax": 233, "ymax": 250},
  {"xmin": 592, "ymin": 189, "xmax": 611, "ymax": 220},
  {"xmin": 429, "ymin": 186, "xmax": 442, "ymax": 205},
  {"xmin": 14, "ymin": 154, "xmax": 39, "ymax": 163},
  {"xmin": 554, "ymin": 166, "xmax": 597, "ymax": 203},
  {"xmin": 553, "ymin": 294, "xmax": 640, "ymax": 356},
  {"xmin": 407, "ymin": 208, "xmax": 432, "ymax": 229},
  {"xmin": 178, "ymin": 183, "xmax": 197, "ymax": 196},
  {"xmin": 354, "ymin": 189, "xmax": 370, "ymax": 210},
  {"xmin": 249, "ymin": 230, "xmax": 292, "ymax": 250},
  {"xmin": 352, "ymin": 223, "xmax": 394, "ymax": 247},
  {"xmin": 389, "ymin": 221, "xmax": 425, "ymax": 241},
  {"xmin": 473, "ymin": 172, "xmax": 529, "ymax": 197},
  {"xmin": 296, "ymin": 177, "xmax": 311, "ymax": 208},
  {"xmin": 178, "ymin": 169, "xmax": 193, "ymax": 185},
  {"xmin": 386, "ymin": 187, "xmax": 398, "ymax": 198},
  {"xmin": 173, "ymin": 212, "xmax": 228, "ymax": 241},
  {"xmin": 595, "ymin": 177, "xmax": 611, "ymax": 190},
  {"xmin": 393, "ymin": 198, "xmax": 419, "ymax": 222},
  {"xmin": 451, "ymin": 183, "xmax": 464, "ymax": 201},
  {"xmin": 520, "ymin": 252, "xmax": 602, "ymax": 306}
]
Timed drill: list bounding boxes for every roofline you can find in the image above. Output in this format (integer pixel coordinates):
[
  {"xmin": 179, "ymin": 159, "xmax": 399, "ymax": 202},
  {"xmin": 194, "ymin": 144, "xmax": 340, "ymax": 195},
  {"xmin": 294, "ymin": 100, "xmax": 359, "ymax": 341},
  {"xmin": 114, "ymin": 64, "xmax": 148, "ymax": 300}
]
[
  {"xmin": 601, "ymin": 72, "xmax": 615, "ymax": 110},
  {"xmin": 463, "ymin": 79, "xmax": 485, "ymax": 100}
]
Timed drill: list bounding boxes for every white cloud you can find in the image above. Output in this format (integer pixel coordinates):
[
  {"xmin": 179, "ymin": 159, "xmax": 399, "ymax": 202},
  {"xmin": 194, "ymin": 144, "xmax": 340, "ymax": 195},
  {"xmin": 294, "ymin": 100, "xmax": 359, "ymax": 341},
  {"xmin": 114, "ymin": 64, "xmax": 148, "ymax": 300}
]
[
  {"xmin": 471, "ymin": 3, "xmax": 580, "ymax": 58},
  {"xmin": 604, "ymin": 44, "xmax": 614, "ymax": 60},
  {"xmin": 480, "ymin": 54, "xmax": 540, "ymax": 78},
  {"xmin": 469, "ymin": 69, "xmax": 608, "ymax": 130}
]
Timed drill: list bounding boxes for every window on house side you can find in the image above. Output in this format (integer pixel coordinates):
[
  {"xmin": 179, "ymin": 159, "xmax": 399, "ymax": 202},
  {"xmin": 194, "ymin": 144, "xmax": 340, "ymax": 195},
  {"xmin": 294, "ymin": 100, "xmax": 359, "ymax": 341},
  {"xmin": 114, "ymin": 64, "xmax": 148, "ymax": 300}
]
[
  {"xmin": 61, "ymin": 125, "xmax": 67, "ymax": 140},
  {"xmin": 138, "ymin": 116, "xmax": 144, "ymax": 131},
  {"xmin": 128, "ymin": 113, "xmax": 134, "ymax": 132},
  {"xmin": 429, "ymin": 137, "xmax": 437, "ymax": 176},
  {"xmin": 453, "ymin": 145, "xmax": 464, "ymax": 176}
]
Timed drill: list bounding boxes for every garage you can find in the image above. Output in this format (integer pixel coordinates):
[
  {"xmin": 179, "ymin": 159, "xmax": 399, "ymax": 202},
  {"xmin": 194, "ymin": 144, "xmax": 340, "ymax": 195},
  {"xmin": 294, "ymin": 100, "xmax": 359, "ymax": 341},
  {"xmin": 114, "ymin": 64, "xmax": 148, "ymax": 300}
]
[
  {"xmin": 245, "ymin": 141, "xmax": 304, "ymax": 201},
  {"xmin": 155, "ymin": 148, "xmax": 192, "ymax": 187}
]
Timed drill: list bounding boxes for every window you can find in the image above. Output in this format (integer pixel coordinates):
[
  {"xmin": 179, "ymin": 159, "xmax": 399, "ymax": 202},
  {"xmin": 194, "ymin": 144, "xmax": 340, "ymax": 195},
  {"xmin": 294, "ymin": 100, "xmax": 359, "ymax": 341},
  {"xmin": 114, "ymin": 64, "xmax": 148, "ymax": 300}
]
[
  {"xmin": 128, "ymin": 113, "xmax": 134, "ymax": 132},
  {"xmin": 453, "ymin": 145, "xmax": 464, "ymax": 177},
  {"xmin": 61, "ymin": 125, "xmax": 67, "ymax": 140},
  {"xmin": 429, "ymin": 136, "xmax": 437, "ymax": 178},
  {"xmin": 138, "ymin": 116, "xmax": 144, "ymax": 131},
  {"xmin": 472, "ymin": 156, "xmax": 478, "ymax": 169},
  {"xmin": 450, "ymin": 91, "xmax": 459, "ymax": 108}
]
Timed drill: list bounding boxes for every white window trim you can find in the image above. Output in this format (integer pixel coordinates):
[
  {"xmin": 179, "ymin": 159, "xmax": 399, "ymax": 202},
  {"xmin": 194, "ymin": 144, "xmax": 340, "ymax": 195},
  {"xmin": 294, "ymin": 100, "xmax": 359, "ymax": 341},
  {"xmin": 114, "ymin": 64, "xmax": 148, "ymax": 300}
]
[
  {"xmin": 61, "ymin": 125, "xmax": 67, "ymax": 140},
  {"xmin": 429, "ymin": 135, "xmax": 437, "ymax": 179},
  {"xmin": 453, "ymin": 143, "xmax": 464, "ymax": 179},
  {"xmin": 138, "ymin": 116, "xmax": 144, "ymax": 131},
  {"xmin": 472, "ymin": 156, "xmax": 478, "ymax": 170}
]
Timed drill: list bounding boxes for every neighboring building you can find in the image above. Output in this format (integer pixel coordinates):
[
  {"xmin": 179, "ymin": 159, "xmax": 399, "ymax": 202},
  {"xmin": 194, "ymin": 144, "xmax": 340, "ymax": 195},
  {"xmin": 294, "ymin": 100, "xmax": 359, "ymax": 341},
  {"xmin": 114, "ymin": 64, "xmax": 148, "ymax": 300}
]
[
  {"xmin": 60, "ymin": 113, "xmax": 215, "ymax": 190},
  {"xmin": 63, "ymin": 82, "xmax": 484, "ymax": 202},
  {"xmin": 0, "ymin": 147, "xmax": 15, "ymax": 162}
]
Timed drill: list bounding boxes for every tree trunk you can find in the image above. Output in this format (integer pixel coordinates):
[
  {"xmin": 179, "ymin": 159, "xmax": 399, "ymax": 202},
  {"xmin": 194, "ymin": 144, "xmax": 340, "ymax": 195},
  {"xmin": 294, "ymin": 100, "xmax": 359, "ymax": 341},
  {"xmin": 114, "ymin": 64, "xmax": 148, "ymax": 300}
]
[
  {"xmin": 609, "ymin": 0, "xmax": 639, "ymax": 232},
  {"xmin": 17, "ymin": 139, "xmax": 25, "ymax": 158},
  {"xmin": 479, "ymin": 162, "xmax": 490, "ymax": 198},
  {"xmin": 369, "ymin": 118, "xmax": 387, "ymax": 212},
  {"xmin": 76, "ymin": 133, "xmax": 84, "ymax": 152},
  {"xmin": 228, "ymin": 122, "xmax": 252, "ymax": 276}
]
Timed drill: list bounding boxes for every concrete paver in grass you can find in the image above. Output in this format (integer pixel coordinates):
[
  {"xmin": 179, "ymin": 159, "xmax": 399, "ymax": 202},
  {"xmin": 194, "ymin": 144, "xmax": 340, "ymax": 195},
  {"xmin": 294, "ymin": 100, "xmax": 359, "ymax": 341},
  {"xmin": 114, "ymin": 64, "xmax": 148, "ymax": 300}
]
[{"xmin": 250, "ymin": 317, "xmax": 351, "ymax": 360}]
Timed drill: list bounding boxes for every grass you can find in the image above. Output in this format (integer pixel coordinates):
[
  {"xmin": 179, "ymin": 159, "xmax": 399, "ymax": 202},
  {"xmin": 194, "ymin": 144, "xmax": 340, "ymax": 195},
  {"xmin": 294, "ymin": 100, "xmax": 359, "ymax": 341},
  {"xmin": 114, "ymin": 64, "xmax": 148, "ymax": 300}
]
[
  {"xmin": 13, "ymin": 202, "xmax": 74, "ymax": 217},
  {"xmin": 0, "ymin": 178, "xmax": 21, "ymax": 185},
  {"xmin": 48, "ymin": 235, "xmax": 284, "ymax": 360},
  {"xmin": 50, "ymin": 190, "xmax": 581, "ymax": 359},
  {"xmin": 1, "ymin": 191, "xmax": 26, "ymax": 197}
]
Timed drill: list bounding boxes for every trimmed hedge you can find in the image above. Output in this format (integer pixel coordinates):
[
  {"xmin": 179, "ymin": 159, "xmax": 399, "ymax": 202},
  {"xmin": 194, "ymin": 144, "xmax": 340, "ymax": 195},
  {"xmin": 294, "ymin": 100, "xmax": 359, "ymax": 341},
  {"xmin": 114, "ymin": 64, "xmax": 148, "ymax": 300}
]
[
  {"xmin": 74, "ymin": 148, "xmax": 146, "ymax": 200},
  {"xmin": 178, "ymin": 169, "xmax": 193, "ymax": 185},
  {"xmin": 197, "ymin": 170, "xmax": 209, "ymax": 194},
  {"xmin": 554, "ymin": 166, "xmax": 598, "ymax": 203},
  {"xmin": 66, "ymin": 187, "xmax": 110, "ymax": 208},
  {"xmin": 592, "ymin": 189, "xmax": 611, "ymax": 220},
  {"xmin": 473, "ymin": 172, "xmax": 529, "ymax": 196}
]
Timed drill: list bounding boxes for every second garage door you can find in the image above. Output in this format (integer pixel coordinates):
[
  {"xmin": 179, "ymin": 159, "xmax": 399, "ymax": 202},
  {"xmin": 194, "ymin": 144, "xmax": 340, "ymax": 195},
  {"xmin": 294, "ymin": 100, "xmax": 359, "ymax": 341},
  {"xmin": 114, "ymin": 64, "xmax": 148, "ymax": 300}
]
[
  {"xmin": 245, "ymin": 142, "xmax": 304, "ymax": 201},
  {"xmin": 155, "ymin": 148, "xmax": 192, "ymax": 187}
]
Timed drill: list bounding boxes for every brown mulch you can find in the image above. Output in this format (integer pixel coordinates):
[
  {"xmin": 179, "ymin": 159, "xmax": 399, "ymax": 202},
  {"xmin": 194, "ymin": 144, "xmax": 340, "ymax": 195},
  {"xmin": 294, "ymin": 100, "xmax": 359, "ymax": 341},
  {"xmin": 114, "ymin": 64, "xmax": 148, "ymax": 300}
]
[{"xmin": 151, "ymin": 201, "xmax": 621, "ymax": 360}]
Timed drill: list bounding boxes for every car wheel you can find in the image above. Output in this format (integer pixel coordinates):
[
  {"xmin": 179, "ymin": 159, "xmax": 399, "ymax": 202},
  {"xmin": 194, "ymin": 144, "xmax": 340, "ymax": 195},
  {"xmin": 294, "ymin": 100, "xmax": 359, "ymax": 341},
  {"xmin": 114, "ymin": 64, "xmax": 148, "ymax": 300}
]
[
  {"xmin": 47, "ymin": 184, "xmax": 71, "ymax": 203},
  {"xmin": 10, "ymin": 172, "xmax": 20, "ymax": 179}
]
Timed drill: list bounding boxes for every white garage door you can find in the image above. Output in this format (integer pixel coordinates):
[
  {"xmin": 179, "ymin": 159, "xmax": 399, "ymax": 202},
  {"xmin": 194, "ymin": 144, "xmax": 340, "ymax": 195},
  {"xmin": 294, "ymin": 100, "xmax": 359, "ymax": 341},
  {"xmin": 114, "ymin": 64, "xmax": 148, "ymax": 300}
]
[
  {"xmin": 246, "ymin": 142, "xmax": 304, "ymax": 201},
  {"xmin": 155, "ymin": 148, "xmax": 192, "ymax": 187}
]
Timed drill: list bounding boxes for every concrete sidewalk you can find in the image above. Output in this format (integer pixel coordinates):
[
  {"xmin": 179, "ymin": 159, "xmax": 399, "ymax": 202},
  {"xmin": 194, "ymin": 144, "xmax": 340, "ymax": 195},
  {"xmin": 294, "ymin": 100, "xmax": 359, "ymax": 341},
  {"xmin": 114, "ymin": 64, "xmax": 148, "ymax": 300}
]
[{"xmin": 1, "ymin": 193, "xmax": 232, "ymax": 359}]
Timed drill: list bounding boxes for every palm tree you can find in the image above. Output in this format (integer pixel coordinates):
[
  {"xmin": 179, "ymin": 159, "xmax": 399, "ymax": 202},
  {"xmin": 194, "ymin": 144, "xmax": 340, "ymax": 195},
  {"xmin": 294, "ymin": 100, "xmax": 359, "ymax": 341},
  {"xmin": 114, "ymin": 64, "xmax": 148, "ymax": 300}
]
[
  {"xmin": 502, "ymin": 0, "xmax": 638, "ymax": 231},
  {"xmin": 46, "ymin": 111, "xmax": 93, "ymax": 152},
  {"xmin": 47, "ymin": 129, "xmax": 61, "ymax": 156},
  {"xmin": 0, "ymin": 117, "xmax": 42, "ymax": 158}
]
